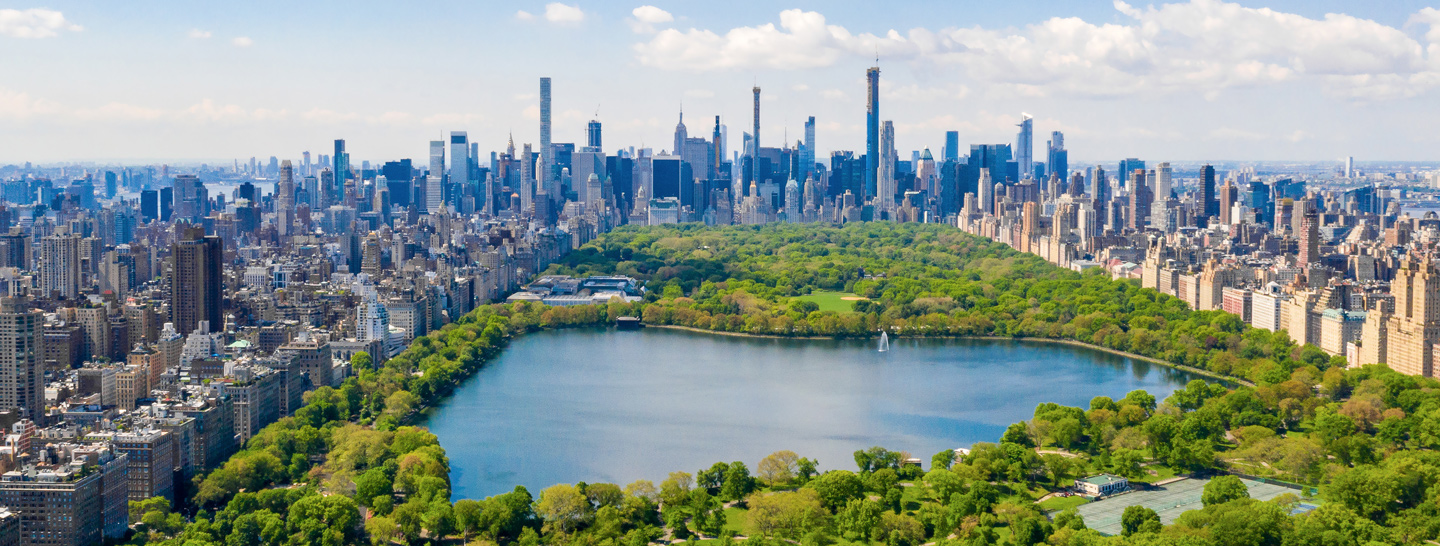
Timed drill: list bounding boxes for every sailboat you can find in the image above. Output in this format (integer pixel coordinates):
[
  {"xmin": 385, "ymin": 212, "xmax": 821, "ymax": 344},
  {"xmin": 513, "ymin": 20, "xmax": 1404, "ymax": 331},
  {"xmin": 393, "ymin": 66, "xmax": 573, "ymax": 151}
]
[{"xmin": 878, "ymin": 331, "xmax": 890, "ymax": 352}]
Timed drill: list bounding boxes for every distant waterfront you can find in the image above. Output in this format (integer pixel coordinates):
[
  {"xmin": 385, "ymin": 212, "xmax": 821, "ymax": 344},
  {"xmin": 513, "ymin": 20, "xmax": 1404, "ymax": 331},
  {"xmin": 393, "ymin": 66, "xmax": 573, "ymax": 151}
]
[{"xmin": 426, "ymin": 327, "xmax": 1199, "ymax": 499}]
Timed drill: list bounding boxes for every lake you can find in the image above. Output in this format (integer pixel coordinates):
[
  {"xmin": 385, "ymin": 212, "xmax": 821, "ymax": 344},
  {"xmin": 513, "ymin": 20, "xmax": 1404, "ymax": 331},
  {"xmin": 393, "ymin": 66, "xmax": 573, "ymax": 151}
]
[{"xmin": 425, "ymin": 327, "xmax": 1199, "ymax": 499}]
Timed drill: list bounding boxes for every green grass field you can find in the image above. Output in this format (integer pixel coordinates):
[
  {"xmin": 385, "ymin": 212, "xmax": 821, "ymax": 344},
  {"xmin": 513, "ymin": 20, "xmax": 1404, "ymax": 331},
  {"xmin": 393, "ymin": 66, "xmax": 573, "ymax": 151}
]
[
  {"xmin": 1039, "ymin": 495, "xmax": 1091, "ymax": 512},
  {"xmin": 794, "ymin": 291, "xmax": 867, "ymax": 313}
]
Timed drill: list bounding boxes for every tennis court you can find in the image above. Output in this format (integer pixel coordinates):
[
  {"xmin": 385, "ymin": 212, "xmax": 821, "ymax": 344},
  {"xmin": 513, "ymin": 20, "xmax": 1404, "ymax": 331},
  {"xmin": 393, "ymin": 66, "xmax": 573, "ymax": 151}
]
[{"xmin": 1073, "ymin": 477, "xmax": 1298, "ymax": 536}]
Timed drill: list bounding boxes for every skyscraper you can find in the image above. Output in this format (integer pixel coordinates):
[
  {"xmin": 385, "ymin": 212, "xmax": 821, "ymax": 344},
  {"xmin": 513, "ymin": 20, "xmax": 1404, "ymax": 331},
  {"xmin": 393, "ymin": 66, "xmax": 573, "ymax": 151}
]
[
  {"xmin": 751, "ymin": 85, "xmax": 761, "ymax": 164},
  {"xmin": 1016, "ymin": 114, "xmax": 1034, "ymax": 180},
  {"xmin": 803, "ymin": 116, "xmax": 816, "ymax": 181},
  {"xmin": 1046, "ymin": 131, "xmax": 1067, "ymax": 180},
  {"xmin": 450, "ymin": 131, "xmax": 470, "ymax": 189},
  {"xmin": 40, "ymin": 234, "xmax": 82, "ymax": 300},
  {"xmin": 427, "ymin": 141, "xmax": 445, "ymax": 214},
  {"xmin": 1200, "ymin": 164, "xmax": 1218, "ymax": 222},
  {"xmin": 277, "ymin": 160, "xmax": 295, "ymax": 236},
  {"xmin": 521, "ymin": 143, "xmax": 535, "ymax": 214},
  {"xmin": 540, "ymin": 77, "xmax": 554, "ymax": 201},
  {"xmin": 333, "ymin": 139, "xmax": 347, "ymax": 202},
  {"xmin": 944, "ymin": 131, "xmax": 960, "ymax": 162},
  {"xmin": 712, "ymin": 116, "xmax": 723, "ymax": 181},
  {"xmin": 1299, "ymin": 205, "xmax": 1319, "ymax": 266},
  {"xmin": 0, "ymin": 297, "xmax": 42, "ymax": 424},
  {"xmin": 865, "ymin": 66, "xmax": 880, "ymax": 198},
  {"xmin": 169, "ymin": 227, "xmax": 222, "ymax": 336},
  {"xmin": 878, "ymin": 120, "xmax": 896, "ymax": 215},
  {"xmin": 673, "ymin": 110, "xmax": 687, "ymax": 158},
  {"xmin": 586, "ymin": 119, "xmax": 602, "ymax": 152}
]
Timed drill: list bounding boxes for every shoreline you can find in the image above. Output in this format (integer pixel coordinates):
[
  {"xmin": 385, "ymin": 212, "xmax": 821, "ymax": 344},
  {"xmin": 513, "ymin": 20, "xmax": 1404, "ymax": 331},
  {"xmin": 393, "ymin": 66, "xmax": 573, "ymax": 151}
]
[{"xmin": 644, "ymin": 323, "xmax": 1251, "ymax": 387}]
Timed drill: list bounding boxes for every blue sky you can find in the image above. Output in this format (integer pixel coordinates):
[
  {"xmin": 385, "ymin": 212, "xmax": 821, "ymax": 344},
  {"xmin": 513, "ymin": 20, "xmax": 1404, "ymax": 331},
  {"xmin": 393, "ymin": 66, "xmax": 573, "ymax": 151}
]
[{"xmin": 3, "ymin": 1, "xmax": 1439, "ymax": 164}]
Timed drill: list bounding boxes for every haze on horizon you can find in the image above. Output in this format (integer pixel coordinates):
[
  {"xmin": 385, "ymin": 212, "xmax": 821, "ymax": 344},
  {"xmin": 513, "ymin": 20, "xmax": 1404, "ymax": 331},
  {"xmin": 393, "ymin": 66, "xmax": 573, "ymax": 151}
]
[{"xmin": 4, "ymin": 0, "xmax": 1440, "ymax": 164}]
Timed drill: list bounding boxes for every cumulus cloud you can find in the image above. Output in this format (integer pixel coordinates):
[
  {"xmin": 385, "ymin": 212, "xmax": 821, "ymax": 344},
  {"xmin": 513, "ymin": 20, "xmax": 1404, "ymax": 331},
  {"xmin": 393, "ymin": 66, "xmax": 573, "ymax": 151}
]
[
  {"xmin": 0, "ymin": 8, "xmax": 82, "ymax": 38},
  {"xmin": 188, "ymin": 29, "xmax": 211, "ymax": 39},
  {"xmin": 634, "ymin": 1, "xmax": 1440, "ymax": 100},
  {"xmin": 629, "ymin": 5, "xmax": 673, "ymax": 33},
  {"xmin": 516, "ymin": 10, "xmax": 534, "ymax": 21},
  {"xmin": 545, "ymin": 3, "xmax": 584, "ymax": 24},
  {"xmin": 232, "ymin": 36, "xmax": 253, "ymax": 47}
]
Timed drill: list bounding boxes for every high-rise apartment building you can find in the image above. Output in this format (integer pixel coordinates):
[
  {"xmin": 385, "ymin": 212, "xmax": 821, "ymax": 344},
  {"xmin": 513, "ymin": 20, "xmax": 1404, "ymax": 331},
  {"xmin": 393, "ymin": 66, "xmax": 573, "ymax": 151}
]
[
  {"xmin": 540, "ymin": 77, "xmax": 554, "ymax": 201},
  {"xmin": 752, "ymin": 85, "xmax": 762, "ymax": 169},
  {"xmin": 169, "ymin": 227, "xmax": 222, "ymax": 336},
  {"xmin": 865, "ymin": 66, "xmax": 880, "ymax": 198},
  {"xmin": 878, "ymin": 121, "xmax": 896, "ymax": 215},
  {"xmin": 803, "ymin": 116, "xmax": 816, "ymax": 181},
  {"xmin": 40, "ymin": 234, "xmax": 82, "ymax": 300},
  {"xmin": 1200, "ymin": 164, "xmax": 1218, "ymax": 221},
  {"xmin": 1299, "ymin": 205, "xmax": 1319, "ymax": 266},
  {"xmin": 0, "ymin": 298, "xmax": 42, "ymax": 425}
]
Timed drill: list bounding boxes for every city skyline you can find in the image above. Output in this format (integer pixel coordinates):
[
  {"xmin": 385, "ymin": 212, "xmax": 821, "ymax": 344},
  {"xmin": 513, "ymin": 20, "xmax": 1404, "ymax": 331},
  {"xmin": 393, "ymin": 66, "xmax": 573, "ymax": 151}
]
[{"xmin": 3, "ymin": 0, "xmax": 1440, "ymax": 163}]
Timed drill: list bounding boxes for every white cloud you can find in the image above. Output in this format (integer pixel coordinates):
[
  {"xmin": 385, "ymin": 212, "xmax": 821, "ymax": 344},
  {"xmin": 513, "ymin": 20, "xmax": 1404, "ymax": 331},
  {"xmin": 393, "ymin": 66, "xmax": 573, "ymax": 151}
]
[
  {"xmin": 792, "ymin": 84, "xmax": 809, "ymax": 91},
  {"xmin": 683, "ymin": 89, "xmax": 714, "ymax": 99},
  {"xmin": 188, "ymin": 29, "xmax": 212, "ymax": 39},
  {"xmin": 634, "ymin": 1, "xmax": 1440, "ymax": 100},
  {"xmin": 0, "ymin": 8, "xmax": 82, "ymax": 38},
  {"xmin": 544, "ymin": 3, "xmax": 584, "ymax": 25},
  {"xmin": 629, "ymin": 5, "xmax": 673, "ymax": 33},
  {"xmin": 0, "ymin": 87, "xmax": 61, "ymax": 119},
  {"xmin": 633, "ymin": 5, "xmax": 673, "ymax": 24},
  {"xmin": 821, "ymin": 89, "xmax": 847, "ymax": 100},
  {"xmin": 516, "ymin": 10, "xmax": 535, "ymax": 21},
  {"xmin": 232, "ymin": 36, "xmax": 253, "ymax": 47}
]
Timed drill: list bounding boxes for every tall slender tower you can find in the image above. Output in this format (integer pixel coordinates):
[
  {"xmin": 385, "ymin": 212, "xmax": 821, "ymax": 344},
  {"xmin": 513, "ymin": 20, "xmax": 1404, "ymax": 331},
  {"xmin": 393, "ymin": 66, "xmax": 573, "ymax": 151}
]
[
  {"xmin": 1200, "ymin": 164, "xmax": 1218, "ymax": 222},
  {"xmin": 540, "ymin": 77, "xmax": 553, "ymax": 202},
  {"xmin": 1016, "ymin": 113, "xmax": 1033, "ymax": 179},
  {"xmin": 277, "ymin": 160, "xmax": 295, "ymax": 236},
  {"xmin": 751, "ymin": 86, "xmax": 761, "ymax": 162},
  {"xmin": 865, "ymin": 66, "xmax": 880, "ymax": 198},
  {"xmin": 0, "ymin": 297, "xmax": 42, "ymax": 425},
  {"xmin": 712, "ymin": 116, "xmax": 723, "ymax": 181},
  {"xmin": 521, "ymin": 143, "xmax": 535, "ymax": 214},
  {"xmin": 332, "ymin": 139, "xmax": 347, "ymax": 203},
  {"xmin": 878, "ymin": 120, "xmax": 896, "ymax": 215},
  {"xmin": 427, "ymin": 140, "xmax": 445, "ymax": 214},
  {"xmin": 803, "ymin": 116, "xmax": 816, "ymax": 180}
]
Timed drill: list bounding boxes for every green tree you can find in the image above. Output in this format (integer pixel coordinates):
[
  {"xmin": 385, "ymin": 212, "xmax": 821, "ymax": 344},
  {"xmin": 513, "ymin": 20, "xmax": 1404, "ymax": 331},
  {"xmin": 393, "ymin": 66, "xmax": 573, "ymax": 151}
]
[
  {"xmin": 758, "ymin": 450, "xmax": 800, "ymax": 486},
  {"xmin": 804, "ymin": 470, "xmax": 865, "ymax": 511},
  {"xmin": 454, "ymin": 498, "xmax": 482, "ymax": 543},
  {"xmin": 747, "ymin": 490, "xmax": 829, "ymax": 540},
  {"xmin": 835, "ymin": 498, "xmax": 883, "ymax": 540},
  {"xmin": 1121, "ymin": 505, "xmax": 1161, "ymax": 536},
  {"xmin": 536, "ymin": 484, "xmax": 589, "ymax": 534},
  {"xmin": 1202, "ymin": 475, "xmax": 1250, "ymax": 507}
]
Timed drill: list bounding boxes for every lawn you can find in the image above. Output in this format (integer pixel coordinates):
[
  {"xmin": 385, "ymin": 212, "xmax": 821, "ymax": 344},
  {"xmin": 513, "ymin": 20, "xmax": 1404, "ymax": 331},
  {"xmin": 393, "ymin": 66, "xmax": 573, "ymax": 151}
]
[
  {"xmin": 1039, "ymin": 495, "xmax": 1091, "ymax": 512},
  {"xmin": 1131, "ymin": 464, "xmax": 1178, "ymax": 484},
  {"xmin": 794, "ymin": 291, "xmax": 867, "ymax": 313}
]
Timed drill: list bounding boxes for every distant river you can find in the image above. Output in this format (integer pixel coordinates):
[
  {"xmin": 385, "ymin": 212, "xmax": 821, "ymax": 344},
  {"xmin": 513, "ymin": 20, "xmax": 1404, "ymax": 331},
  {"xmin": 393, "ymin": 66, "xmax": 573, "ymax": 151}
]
[{"xmin": 425, "ymin": 328, "xmax": 1198, "ymax": 499}]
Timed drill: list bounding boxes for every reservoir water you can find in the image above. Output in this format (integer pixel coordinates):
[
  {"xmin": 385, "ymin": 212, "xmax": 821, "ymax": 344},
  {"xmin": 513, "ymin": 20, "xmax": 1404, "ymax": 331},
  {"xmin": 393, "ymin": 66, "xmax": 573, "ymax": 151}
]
[{"xmin": 426, "ymin": 327, "xmax": 1199, "ymax": 499}]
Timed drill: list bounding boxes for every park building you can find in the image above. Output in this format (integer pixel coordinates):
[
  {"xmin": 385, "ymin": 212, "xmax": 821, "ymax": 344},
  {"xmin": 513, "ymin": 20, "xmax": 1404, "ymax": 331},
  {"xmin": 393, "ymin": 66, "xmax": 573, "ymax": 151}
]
[{"xmin": 1077, "ymin": 474, "xmax": 1129, "ymax": 497}]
